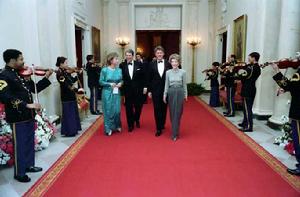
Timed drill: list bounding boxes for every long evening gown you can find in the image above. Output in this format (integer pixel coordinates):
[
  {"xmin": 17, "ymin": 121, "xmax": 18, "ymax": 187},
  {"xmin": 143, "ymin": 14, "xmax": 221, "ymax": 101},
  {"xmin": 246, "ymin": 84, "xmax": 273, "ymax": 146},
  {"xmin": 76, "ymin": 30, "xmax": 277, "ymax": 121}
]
[{"xmin": 99, "ymin": 66, "xmax": 123, "ymax": 134}]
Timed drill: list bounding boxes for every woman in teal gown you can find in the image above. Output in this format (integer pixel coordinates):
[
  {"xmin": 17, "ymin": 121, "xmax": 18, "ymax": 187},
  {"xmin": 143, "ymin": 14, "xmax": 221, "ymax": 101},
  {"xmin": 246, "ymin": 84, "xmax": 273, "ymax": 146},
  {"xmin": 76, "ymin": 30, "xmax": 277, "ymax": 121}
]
[{"xmin": 99, "ymin": 52, "xmax": 123, "ymax": 136}]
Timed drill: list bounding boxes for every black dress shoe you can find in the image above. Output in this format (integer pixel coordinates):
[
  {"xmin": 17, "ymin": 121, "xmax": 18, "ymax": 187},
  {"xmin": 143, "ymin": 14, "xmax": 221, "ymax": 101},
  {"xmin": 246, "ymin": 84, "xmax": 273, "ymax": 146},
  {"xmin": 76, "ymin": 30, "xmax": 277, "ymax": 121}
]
[
  {"xmin": 223, "ymin": 112, "xmax": 229, "ymax": 115},
  {"xmin": 136, "ymin": 121, "xmax": 140, "ymax": 128},
  {"xmin": 26, "ymin": 166, "xmax": 43, "ymax": 173},
  {"xmin": 128, "ymin": 126, "xmax": 134, "ymax": 132},
  {"xmin": 238, "ymin": 123, "xmax": 244, "ymax": 127},
  {"xmin": 287, "ymin": 168, "xmax": 300, "ymax": 176},
  {"xmin": 240, "ymin": 128, "xmax": 253, "ymax": 132},
  {"xmin": 155, "ymin": 130, "xmax": 162, "ymax": 137},
  {"xmin": 14, "ymin": 175, "xmax": 31, "ymax": 182}
]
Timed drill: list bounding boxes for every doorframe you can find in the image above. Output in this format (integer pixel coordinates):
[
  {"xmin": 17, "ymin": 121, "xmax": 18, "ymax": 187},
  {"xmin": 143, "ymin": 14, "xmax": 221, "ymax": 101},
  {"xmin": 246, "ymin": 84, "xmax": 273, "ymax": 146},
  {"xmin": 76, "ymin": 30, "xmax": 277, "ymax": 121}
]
[
  {"xmin": 72, "ymin": 16, "xmax": 91, "ymax": 92},
  {"xmin": 216, "ymin": 25, "xmax": 231, "ymax": 63}
]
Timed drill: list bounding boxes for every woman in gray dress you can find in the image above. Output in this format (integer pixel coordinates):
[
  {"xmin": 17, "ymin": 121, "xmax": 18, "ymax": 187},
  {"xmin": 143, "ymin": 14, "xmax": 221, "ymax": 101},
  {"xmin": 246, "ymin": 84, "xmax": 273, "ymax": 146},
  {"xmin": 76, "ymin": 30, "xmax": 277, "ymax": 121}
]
[{"xmin": 163, "ymin": 54, "xmax": 188, "ymax": 141}]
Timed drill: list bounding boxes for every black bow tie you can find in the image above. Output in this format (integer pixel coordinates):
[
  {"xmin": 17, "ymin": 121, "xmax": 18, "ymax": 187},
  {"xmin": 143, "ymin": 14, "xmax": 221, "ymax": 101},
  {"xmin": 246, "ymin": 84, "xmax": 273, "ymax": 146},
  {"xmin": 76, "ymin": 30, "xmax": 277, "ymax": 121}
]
[
  {"xmin": 128, "ymin": 62, "xmax": 133, "ymax": 65},
  {"xmin": 158, "ymin": 60, "xmax": 163, "ymax": 63}
]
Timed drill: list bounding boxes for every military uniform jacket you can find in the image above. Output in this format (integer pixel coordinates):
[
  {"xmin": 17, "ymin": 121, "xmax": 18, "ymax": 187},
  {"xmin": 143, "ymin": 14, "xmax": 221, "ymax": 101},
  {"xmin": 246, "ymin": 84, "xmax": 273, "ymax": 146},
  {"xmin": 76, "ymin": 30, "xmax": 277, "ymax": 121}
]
[
  {"xmin": 56, "ymin": 68, "xmax": 78, "ymax": 102},
  {"xmin": 238, "ymin": 63, "xmax": 261, "ymax": 98},
  {"xmin": 0, "ymin": 66, "xmax": 51, "ymax": 123},
  {"xmin": 223, "ymin": 69, "xmax": 235, "ymax": 87},
  {"xmin": 273, "ymin": 69, "xmax": 300, "ymax": 120},
  {"xmin": 86, "ymin": 62, "xmax": 101, "ymax": 88}
]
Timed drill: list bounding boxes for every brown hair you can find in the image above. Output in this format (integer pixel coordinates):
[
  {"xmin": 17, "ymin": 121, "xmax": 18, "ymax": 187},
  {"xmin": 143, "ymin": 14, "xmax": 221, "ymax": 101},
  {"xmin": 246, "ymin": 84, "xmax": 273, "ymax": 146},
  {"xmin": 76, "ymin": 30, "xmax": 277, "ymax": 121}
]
[
  {"xmin": 169, "ymin": 53, "xmax": 181, "ymax": 64},
  {"xmin": 106, "ymin": 52, "xmax": 119, "ymax": 65},
  {"xmin": 154, "ymin": 46, "xmax": 165, "ymax": 53}
]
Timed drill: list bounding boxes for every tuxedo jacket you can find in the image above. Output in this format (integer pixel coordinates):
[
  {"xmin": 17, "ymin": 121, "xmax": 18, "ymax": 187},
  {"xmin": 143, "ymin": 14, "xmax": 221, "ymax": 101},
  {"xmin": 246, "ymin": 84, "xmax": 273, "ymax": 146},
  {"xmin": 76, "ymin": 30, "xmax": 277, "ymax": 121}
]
[
  {"xmin": 147, "ymin": 59, "xmax": 172, "ymax": 96},
  {"xmin": 119, "ymin": 60, "xmax": 146, "ymax": 99}
]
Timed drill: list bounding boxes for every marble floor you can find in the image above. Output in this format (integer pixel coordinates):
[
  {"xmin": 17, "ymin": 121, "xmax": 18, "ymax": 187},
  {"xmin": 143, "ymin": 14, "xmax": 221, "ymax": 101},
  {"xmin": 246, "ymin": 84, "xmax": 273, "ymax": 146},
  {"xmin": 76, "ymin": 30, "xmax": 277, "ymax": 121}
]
[
  {"xmin": 199, "ymin": 93, "xmax": 297, "ymax": 169},
  {"xmin": 0, "ymin": 96, "xmax": 297, "ymax": 196}
]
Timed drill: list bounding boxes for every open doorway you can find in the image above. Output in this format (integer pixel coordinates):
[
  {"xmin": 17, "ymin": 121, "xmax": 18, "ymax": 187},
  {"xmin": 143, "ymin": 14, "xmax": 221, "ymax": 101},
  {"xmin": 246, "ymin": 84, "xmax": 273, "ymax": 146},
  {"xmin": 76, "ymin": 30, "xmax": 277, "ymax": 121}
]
[
  {"xmin": 75, "ymin": 25, "xmax": 84, "ymax": 87},
  {"xmin": 136, "ymin": 30, "xmax": 181, "ymax": 62},
  {"xmin": 221, "ymin": 31, "xmax": 227, "ymax": 63}
]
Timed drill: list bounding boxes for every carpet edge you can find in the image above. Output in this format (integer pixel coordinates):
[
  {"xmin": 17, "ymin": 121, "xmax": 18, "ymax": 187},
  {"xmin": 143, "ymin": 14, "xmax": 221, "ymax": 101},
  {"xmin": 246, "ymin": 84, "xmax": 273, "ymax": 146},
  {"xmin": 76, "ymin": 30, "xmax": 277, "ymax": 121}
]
[
  {"xmin": 194, "ymin": 96, "xmax": 300, "ymax": 192},
  {"xmin": 23, "ymin": 117, "xmax": 103, "ymax": 197}
]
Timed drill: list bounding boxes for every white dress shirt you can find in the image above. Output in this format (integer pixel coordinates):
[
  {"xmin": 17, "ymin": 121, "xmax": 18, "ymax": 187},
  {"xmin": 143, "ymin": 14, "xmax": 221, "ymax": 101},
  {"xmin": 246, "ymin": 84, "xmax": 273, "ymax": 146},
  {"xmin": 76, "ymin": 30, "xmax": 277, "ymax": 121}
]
[
  {"xmin": 157, "ymin": 59, "xmax": 164, "ymax": 77},
  {"xmin": 128, "ymin": 61, "xmax": 134, "ymax": 79}
]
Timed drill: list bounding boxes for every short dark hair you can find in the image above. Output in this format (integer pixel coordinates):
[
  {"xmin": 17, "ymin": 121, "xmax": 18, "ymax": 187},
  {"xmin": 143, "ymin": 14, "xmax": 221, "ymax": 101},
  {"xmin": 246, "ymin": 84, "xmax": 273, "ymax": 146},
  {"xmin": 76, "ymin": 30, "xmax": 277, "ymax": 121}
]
[
  {"xmin": 154, "ymin": 46, "xmax": 165, "ymax": 53},
  {"xmin": 3, "ymin": 49, "xmax": 22, "ymax": 63},
  {"xmin": 249, "ymin": 52, "xmax": 260, "ymax": 61},
  {"xmin": 125, "ymin": 49, "xmax": 134, "ymax": 56},
  {"xmin": 230, "ymin": 54, "xmax": 236, "ymax": 59},
  {"xmin": 86, "ymin": 55, "xmax": 94, "ymax": 61},
  {"xmin": 136, "ymin": 52, "xmax": 142, "ymax": 56},
  {"xmin": 56, "ymin": 56, "xmax": 67, "ymax": 67},
  {"xmin": 212, "ymin": 62, "xmax": 220, "ymax": 67}
]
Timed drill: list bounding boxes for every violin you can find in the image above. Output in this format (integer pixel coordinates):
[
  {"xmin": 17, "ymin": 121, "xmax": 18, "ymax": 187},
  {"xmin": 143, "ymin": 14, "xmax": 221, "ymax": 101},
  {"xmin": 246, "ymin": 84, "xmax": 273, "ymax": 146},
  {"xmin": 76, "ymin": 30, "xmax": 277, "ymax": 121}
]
[
  {"xmin": 262, "ymin": 57, "xmax": 300, "ymax": 69},
  {"xmin": 62, "ymin": 66, "xmax": 83, "ymax": 74},
  {"xmin": 202, "ymin": 68, "xmax": 216, "ymax": 73},
  {"xmin": 219, "ymin": 61, "xmax": 244, "ymax": 74},
  {"xmin": 18, "ymin": 65, "xmax": 55, "ymax": 77}
]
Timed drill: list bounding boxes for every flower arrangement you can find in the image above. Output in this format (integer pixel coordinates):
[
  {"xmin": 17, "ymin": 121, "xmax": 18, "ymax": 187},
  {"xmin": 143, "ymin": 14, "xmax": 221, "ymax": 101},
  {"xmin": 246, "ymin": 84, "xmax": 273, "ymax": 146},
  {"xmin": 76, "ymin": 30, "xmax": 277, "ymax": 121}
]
[
  {"xmin": 34, "ymin": 108, "xmax": 57, "ymax": 151},
  {"xmin": 0, "ymin": 103, "xmax": 57, "ymax": 166},
  {"xmin": 274, "ymin": 116, "xmax": 295, "ymax": 155},
  {"xmin": 0, "ymin": 109, "xmax": 14, "ymax": 166}
]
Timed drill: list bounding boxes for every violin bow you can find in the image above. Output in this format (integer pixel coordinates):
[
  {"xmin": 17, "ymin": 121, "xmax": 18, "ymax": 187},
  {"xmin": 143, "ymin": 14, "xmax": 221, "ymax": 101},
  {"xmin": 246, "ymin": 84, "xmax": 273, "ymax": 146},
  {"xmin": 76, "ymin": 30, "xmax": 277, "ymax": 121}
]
[{"xmin": 31, "ymin": 64, "xmax": 40, "ymax": 104}]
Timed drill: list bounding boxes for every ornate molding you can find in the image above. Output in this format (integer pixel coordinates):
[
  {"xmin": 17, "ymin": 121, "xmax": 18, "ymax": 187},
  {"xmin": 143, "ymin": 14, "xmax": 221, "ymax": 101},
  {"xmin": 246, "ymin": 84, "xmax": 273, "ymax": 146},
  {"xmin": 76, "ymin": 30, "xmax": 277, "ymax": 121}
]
[{"xmin": 147, "ymin": 7, "xmax": 170, "ymax": 28}]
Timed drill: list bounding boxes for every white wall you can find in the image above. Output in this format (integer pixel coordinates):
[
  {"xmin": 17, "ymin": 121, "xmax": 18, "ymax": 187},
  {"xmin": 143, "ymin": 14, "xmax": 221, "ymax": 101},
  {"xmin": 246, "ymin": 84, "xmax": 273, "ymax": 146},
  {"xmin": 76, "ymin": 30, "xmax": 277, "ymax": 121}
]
[
  {"xmin": 0, "ymin": 0, "xmax": 102, "ymax": 117},
  {"xmin": 213, "ymin": 0, "xmax": 300, "ymax": 120},
  {"xmin": 101, "ymin": 0, "xmax": 212, "ymax": 85}
]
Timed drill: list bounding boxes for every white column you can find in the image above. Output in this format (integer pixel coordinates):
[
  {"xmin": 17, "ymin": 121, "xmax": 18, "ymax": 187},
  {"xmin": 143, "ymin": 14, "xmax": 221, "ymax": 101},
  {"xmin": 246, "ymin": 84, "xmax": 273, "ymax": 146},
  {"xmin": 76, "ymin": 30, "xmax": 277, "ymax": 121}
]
[
  {"xmin": 252, "ymin": 0, "xmax": 281, "ymax": 116},
  {"xmin": 268, "ymin": 0, "xmax": 300, "ymax": 125}
]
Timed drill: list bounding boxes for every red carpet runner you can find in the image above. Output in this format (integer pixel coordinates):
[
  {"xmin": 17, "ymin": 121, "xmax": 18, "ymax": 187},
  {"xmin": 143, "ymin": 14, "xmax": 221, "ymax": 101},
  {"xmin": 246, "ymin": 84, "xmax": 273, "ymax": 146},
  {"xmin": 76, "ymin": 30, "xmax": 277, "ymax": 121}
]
[{"xmin": 25, "ymin": 97, "xmax": 300, "ymax": 196}]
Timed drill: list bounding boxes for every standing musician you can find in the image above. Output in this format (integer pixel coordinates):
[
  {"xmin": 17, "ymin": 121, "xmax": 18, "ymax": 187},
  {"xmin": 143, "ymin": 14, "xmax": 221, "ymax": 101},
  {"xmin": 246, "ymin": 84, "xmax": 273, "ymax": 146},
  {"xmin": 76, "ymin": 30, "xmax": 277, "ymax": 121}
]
[
  {"xmin": 271, "ymin": 63, "xmax": 300, "ymax": 176},
  {"xmin": 56, "ymin": 56, "xmax": 82, "ymax": 137},
  {"xmin": 203, "ymin": 62, "xmax": 220, "ymax": 107},
  {"xmin": 236, "ymin": 52, "xmax": 261, "ymax": 132},
  {"xmin": 85, "ymin": 55, "xmax": 102, "ymax": 115},
  {"xmin": 220, "ymin": 55, "xmax": 237, "ymax": 117},
  {"xmin": 0, "ymin": 49, "xmax": 52, "ymax": 182}
]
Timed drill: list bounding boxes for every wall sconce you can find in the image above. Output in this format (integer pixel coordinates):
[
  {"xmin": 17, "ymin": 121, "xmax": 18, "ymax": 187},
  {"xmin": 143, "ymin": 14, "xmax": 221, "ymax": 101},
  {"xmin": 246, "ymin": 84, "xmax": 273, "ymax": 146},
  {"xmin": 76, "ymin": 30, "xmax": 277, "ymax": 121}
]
[
  {"xmin": 116, "ymin": 37, "xmax": 130, "ymax": 59},
  {"xmin": 187, "ymin": 36, "xmax": 201, "ymax": 83}
]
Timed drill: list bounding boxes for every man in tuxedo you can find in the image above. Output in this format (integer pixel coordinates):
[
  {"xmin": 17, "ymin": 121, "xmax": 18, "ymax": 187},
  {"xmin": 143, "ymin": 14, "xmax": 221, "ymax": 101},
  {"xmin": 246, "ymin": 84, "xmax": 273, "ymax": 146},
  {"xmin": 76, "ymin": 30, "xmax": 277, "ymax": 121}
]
[
  {"xmin": 120, "ymin": 49, "xmax": 147, "ymax": 132},
  {"xmin": 148, "ymin": 46, "xmax": 172, "ymax": 136}
]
